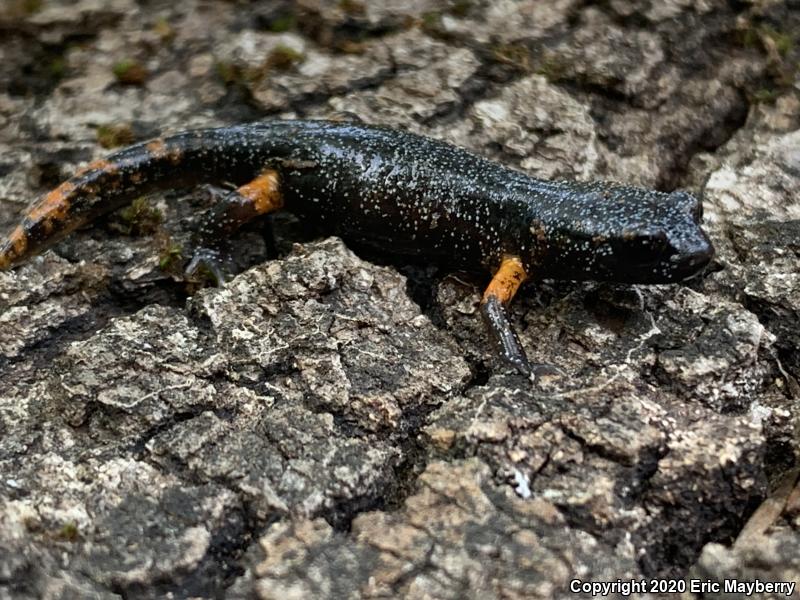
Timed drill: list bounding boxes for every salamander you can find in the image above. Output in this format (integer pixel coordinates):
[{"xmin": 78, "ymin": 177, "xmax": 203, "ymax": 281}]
[{"xmin": 0, "ymin": 120, "xmax": 714, "ymax": 375}]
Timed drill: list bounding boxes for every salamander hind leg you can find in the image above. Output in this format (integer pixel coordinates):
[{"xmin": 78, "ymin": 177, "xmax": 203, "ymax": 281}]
[
  {"xmin": 480, "ymin": 256, "xmax": 560, "ymax": 379},
  {"xmin": 185, "ymin": 169, "xmax": 283, "ymax": 284}
]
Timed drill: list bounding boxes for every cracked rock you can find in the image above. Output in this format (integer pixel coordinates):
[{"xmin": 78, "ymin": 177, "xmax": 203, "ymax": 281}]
[
  {"xmin": 246, "ymin": 459, "xmax": 644, "ymax": 600},
  {"xmin": 464, "ymin": 74, "xmax": 602, "ymax": 180},
  {"xmin": 423, "ymin": 376, "xmax": 766, "ymax": 578},
  {"xmin": 325, "ymin": 29, "xmax": 481, "ymax": 127},
  {"xmin": 0, "ymin": 255, "xmax": 108, "ymax": 359},
  {"xmin": 190, "ymin": 238, "xmax": 470, "ymax": 431}
]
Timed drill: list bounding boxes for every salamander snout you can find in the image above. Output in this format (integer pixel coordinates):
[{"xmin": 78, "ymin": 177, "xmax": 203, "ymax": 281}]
[
  {"xmin": 587, "ymin": 223, "xmax": 714, "ymax": 284},
  {"xmin": 667, "ymin": 226, "xmax": 714, "ymax": 281},
  {"xmin": 660, "ymin": 190, "xmax": 714, "ymax": 281}
]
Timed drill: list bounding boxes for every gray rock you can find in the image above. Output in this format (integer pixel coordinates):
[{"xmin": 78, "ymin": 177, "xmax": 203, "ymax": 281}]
[
  {"xmin": 0, "ymin": 0, "xmax": 798, "ymax": 597},
  {"xmin": 687, "ymin": 469, "xmax": 800, "ymax": 599},
  {"xmin": 247, "ymin": 459, "xmax": 645, "ymax": 600}
]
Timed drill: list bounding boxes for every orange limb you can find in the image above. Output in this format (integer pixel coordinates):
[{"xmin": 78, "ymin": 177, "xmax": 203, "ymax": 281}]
[
  {"xmin": 185, "ymin": 169, "xmax": 283, "ymax": 284},
  {"xmin": 480, "ymin": 255, "xmax": 531, "ymax": 375},
  {"xmin": 236, "ymin": 170, "xmax": 284, "ymax": 217},
  {"xmin": 481, "ymin": 255, "xmax": 527, "ymax": 306}
]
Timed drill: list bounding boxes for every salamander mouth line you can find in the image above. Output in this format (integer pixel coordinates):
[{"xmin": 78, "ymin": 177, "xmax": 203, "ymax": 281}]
[{"xmin": 680, "ymin": 264, "xmax": 713, "ymax": 282}]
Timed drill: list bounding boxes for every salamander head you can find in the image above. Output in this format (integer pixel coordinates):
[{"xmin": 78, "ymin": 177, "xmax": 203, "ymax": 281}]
[{"xmin": 527, "ymin": 184, "xmax": 714, "ymax": 284}]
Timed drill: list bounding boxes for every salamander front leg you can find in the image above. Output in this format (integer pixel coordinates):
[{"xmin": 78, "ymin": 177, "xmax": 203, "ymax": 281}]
[
  {"xmin": 186, "ymin": 169, "xmax": 283, "ymax": 284},
  {"xmin": 480, "ymin": 256, "xmax": 532, "ymax": 375},
  {"xmin": 481, "ymin": 256, "xmax": 564, "ymax": 377},
  {"xmin": 480, "ymin": 256, "xmax": 561, "ymax": 379}
]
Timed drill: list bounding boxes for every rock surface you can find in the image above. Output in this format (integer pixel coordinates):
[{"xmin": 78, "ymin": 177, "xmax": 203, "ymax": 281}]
[{"xmin": 0, "ymin": 0, "xmax": 799, "ymax": 598}]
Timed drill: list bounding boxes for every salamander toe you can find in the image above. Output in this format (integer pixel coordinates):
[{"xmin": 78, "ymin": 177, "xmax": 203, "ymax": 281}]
[{"xmin": 185, "ymin": 247, "xmax": 228, "ymax": 285}]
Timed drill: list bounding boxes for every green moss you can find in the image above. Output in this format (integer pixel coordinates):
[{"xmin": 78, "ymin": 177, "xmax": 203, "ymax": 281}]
[
  {"xmin": 739, "ymin": 26, "xmax": 760, "ymax": 50},
  {"xmin": 774, "ymin": 36, "xmax": 792, "ymax": 56},
  {"xmin": 23, "ymin": 516, "xmax": 42, "ymax": 532},
  {"xmin": 20, "ymin": 0, "xmax": 41, "ymax": 14},
  {"xmin": 757, "ymin": 25, "xmax": 793, "ymax": 56},
  {"xmin": 447, "ymin": 0, "xmax": 473, "ymax": 17},
  {"xmin": 115, "ymin": 198, "xmax": 163, "ymax": 236},
  {"xmin": 57, "ymin": 522, "xmax": 79, "ymax": 542},
  {"xmin": 337, "ymin": 39, "xmax": 368, "ymax": 54},
  {"xmin": 112, "ymin": 59, "xmax": 148, "ymax": 85},
  {"xmin": 2, "ymin": 0, "xmax": 41, "ymax": 16},
  {"xmin": 215, "ymin": 60, "xmax": 239, "ymax": 85},
  {"xmin": 158, "ymin": 242, "xmax": 183, "ymax": 271},
  {"xmin": 153, "ymin": 17, "xmax": 175, "ymax": 42},
  {"xmin": 266, "ymin": 45, "xmax": 305, "ymax": 71},
  {"xmin": 750, "ymin": 88, "xmax": 780, "ymax": 104},
  {"xmin": 48, "ymin": 56, "xmax": 67, "ymax": 79},
  {"xmin": 491, "ymin": 43, "xmax": 534, "ymax": 73},
  {"xmin": 218, "ymin": 45, "xmax": 305, "ymax": 85},
  {"xmin": 112, "ymin": 59, "xmax": 134, "ymax": 78},
  {"xmin": 420, "ymin": 10, "xmax": 455, "ymax": 40},
  {"xmin": 534, "ymin": 51, "xmax": 571, "ymax": 80},
  {"xmin": 738, "ymin": 22, "xmax": 795, "ymax": 56},
  {"xmin": 267, "ymin": 13, "xmax": 296, "ymax": 32},
  {"xmin": 339, "ymin": 0, "xmax": 365, "ymax": 15},
  {"xmin": 421, "ymin": 11, "xmax": 442, "ymax": 29},
  {"xmin": 189, "ymin": 262, "xmax": 219, "ymax": 285},
  {"xmin": 96, "ymin": 123, "xmax": 135, "ymax": 149},
  {"xmin": 739, "ymin": 22, "xmax": 799, "ymax": 90},
  {"xmin": 419, "ymin": 8, "xmax": 471, "ymax": 42}
]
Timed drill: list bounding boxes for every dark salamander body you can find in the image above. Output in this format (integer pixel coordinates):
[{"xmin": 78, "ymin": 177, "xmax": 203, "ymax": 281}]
[{"xmin": 0, "ymin": 120, "xmax": 714, "ymax": 375}]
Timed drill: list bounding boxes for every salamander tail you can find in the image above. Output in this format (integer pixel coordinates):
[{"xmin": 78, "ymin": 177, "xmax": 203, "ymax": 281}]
[
  {"xmin": 0, "ymin": 170, "xmax": 108, "ymax": 270},
  {"xmin": 0, "ymin": 125, "xmax": 270, "ymax": 270},
  {"xmin": 0, "ymin": 226, "xmax": 28, "ymax": 270}
]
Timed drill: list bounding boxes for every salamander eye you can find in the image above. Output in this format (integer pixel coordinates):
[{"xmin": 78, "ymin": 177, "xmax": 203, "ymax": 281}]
[
  {"xmin": 598, "ymin": 230, "xmax": 669, "ymax": 268},
  {"xmin": 645, "ymin": 230, "xmax": 667, "ymax": 244},
  {"xmin": 638, "ymin": 230, "xmax": 668, "ymax": 255}
]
